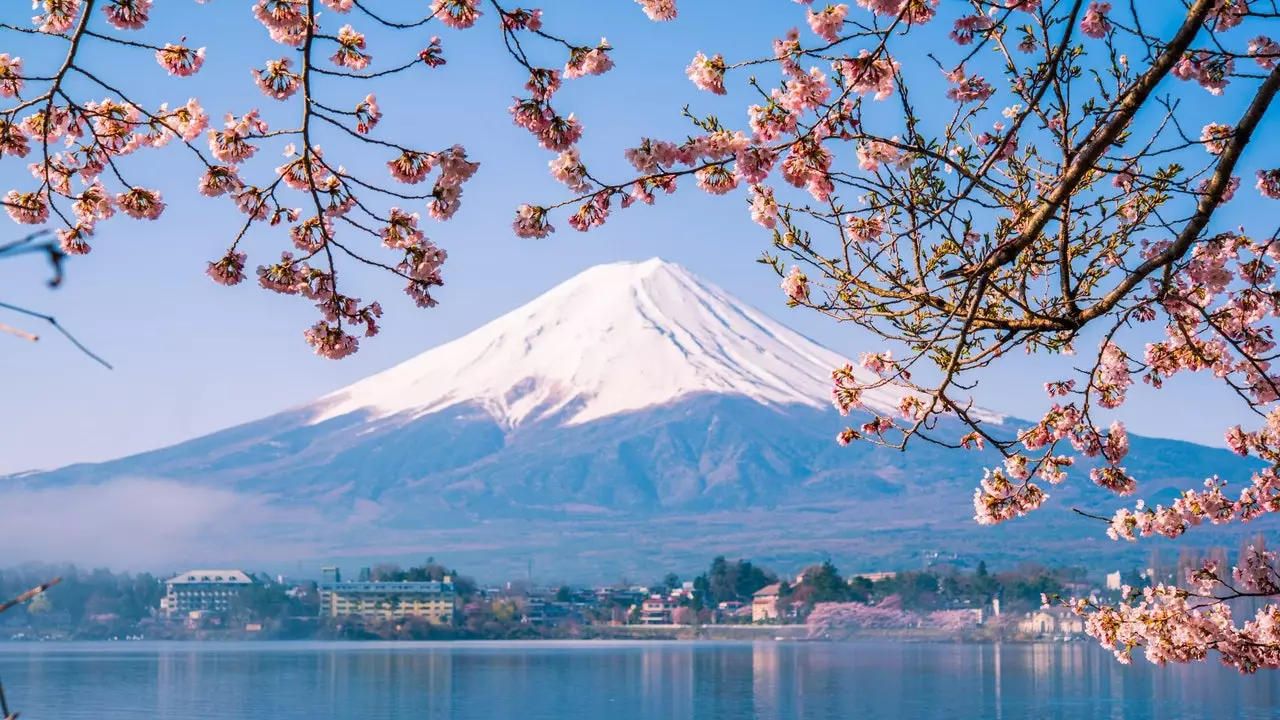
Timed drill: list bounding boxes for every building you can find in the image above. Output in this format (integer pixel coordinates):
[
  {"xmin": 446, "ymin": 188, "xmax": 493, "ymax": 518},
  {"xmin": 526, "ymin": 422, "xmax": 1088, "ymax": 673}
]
[
  {"xmin": 160, "ymin": 570, "xmax": 255, "ymax": 618},
  {"xmin": 640, "ymin": 595, "xmax": 678, "ymax": 625},
  {"xmin": 853, "ymin": 572, "xmax": 898, "ymax": 583},
  {"xmin": 318, "ymin": 575, "xmax": 456, "ymax": 625},
  {"xmin": 1105, "ymin": 571, "xmax": 1122, "ymax": 591},
  {"xmin": 1018, "ymin": 608, "xmax": 1085, "ymax": 637},
  {"xmin": 752, "ymin": 584, "xmax": 782, "ymax": 623}
]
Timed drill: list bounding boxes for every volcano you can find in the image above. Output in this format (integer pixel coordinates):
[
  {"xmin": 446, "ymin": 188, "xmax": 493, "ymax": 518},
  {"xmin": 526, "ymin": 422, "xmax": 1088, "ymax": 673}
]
[{"xmin": 10, "ymin": 259, "xmax": 1262, "ymax": 579}]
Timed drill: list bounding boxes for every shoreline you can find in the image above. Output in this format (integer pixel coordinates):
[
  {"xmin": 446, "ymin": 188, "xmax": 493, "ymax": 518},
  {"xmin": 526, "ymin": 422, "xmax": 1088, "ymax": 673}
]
[{"xmin": 2, "ymin": 627, "xmax": 1083, "ymax": 645}]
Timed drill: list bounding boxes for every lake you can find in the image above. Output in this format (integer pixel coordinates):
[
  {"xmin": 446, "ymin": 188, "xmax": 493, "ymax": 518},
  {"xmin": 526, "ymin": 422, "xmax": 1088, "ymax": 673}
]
[{"xmin": 1, "ymin": 640, "xmax": 1277, "ymax": 719}]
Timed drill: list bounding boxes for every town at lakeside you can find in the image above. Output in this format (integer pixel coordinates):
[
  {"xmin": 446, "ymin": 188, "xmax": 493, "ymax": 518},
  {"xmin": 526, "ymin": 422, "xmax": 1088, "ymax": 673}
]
[{"xmin": 2, "ymin": 547, "xmax": 1259, "ymax": 644}]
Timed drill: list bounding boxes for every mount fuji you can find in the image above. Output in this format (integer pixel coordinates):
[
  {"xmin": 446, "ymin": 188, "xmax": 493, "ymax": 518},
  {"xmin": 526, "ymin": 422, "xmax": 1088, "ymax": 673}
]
[{"xmin": 8, "ymin": 259, "xmax": 1266, "ymax": 579}]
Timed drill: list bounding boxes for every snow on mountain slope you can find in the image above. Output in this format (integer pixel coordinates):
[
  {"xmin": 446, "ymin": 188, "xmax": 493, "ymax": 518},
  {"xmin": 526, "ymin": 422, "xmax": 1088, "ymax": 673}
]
[{"xmin": 310, "ymin": 258, "xmax": 1004, "ymax": 429}]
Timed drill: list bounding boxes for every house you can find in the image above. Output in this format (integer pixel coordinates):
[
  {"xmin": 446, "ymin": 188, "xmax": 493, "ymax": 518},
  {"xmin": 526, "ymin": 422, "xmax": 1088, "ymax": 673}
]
[
  {"xmin": 752, "ymin": 584, "xmax": 782, "ymax": 623},
  {"xmin": 1018, "ymin": 607, "xmax": 1085, "ymax": 637},
  {"xmin": 640, "ymin": 595, "xmax": 678, "ymax": 625},
  {"xmin": 160, "ymin": 570, "xmax": 255, "ymax": 618}
]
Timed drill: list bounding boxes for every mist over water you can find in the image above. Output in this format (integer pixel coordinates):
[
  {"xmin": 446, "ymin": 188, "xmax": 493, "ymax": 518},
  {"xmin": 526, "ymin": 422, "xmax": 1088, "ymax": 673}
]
[{"xmin": 2, "ymin": 641, "xmax": 1277, "ymax": 720}]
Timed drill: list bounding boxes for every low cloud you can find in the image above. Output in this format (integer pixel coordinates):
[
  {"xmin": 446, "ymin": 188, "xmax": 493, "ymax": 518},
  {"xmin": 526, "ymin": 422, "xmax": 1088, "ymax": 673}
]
[{"xmin": 0, "ymin": 477, "xmax": 327, "ymax": 570}]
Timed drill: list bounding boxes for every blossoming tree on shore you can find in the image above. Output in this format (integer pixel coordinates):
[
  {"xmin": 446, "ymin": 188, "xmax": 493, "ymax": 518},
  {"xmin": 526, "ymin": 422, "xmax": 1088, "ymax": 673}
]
[
  {"xmin": 519, "ymin": 0, "xmax": 1280, "ymax": 672},
  {"xmin": 0, "ymin": 0, "xmax": 653, "ymax": 358}
]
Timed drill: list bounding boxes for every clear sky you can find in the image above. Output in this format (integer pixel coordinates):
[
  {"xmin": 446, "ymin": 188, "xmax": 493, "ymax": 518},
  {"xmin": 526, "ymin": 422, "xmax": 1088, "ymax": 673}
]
[{"xmin": 0, "ymin": 1, "xmax": 1269, "ymax": 474}]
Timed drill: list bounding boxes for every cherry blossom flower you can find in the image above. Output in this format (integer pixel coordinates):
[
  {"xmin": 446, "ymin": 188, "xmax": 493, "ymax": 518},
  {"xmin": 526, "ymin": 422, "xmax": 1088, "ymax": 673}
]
[
  {"xmin": 781, "ymin": 265, "xmax": 809, "ymax": 303},
  {"xmin": 115, "ymin": 187, "xmax": 165, "ymax": 220},
  {"xmin": 155, "ymin": 43, "xmax": 205, "ymax": 77},
  {"xmin": 354, "ymin": 94, "xmax": 381, "ymax": 134},
  {"xmin": 1200, "ymin": 122, "xmax": 1233, "ymax": 155},
  {"xmin": 388, "ymin": 150, "xmax": 436, "ymax": 184},
  {"xmin": 103, "ymin": 0, "xmax": 151, "ymax": 30},
  {"xmin": 1080, "ymin": 2, "xmax": 1111, "ymax": 39},
  {"xmin": 687, "ymin": 52, "xmax": 727, "ymax": 94},
  {"xmin": 549, "ymin": 148, "xmax": 591, "ymax": 193},
  {"xmin": 807, "ymin": 4, "xmax": 848, "ymax": 43},
  {"xmin": 34, "ymin": 0, "xmax": 82, "ymax": 33},
  {"xmin": 4, "ymin": 190, "xmax": 49, "ymax": 224},
  {"xmin": 945, "ymin": 66, "xmax": 994, "ymax": 103},
  {"xmin": 565, "ymin": 41, "xmax": 614, "ymax": 79},
  {"xmin": 1207, "ymin": 0, "xmax": 1249, "ymax": 32},
  {"xmin": 1248, "ymin": 36, "xmax": 1280, "ymax": 70},
  {"xmin": 207, "ymin": 250, "xmax": 247, "ymax": 286},
  {"xmin": 253, "ymin": 57, "xmax": 301, "ymax": 100},
  {"xmin": 749, "ymin": 185, "xmax": 779, "ymax": 229},
  {"xmin": 513, "ymin": 204, "xmax": 554, "ymax": 238},
  {"xmin": 432, "ymin": 0, "xmax": 482, "ymax": 30},
  {"xmin": 331, "ymin": 25, "xmax": 371, "ymax": 70},
  {"xmin": 635, "ymin": 0, "xmax": 677, "ymax": 21},
  {"xmin": 1256, "ymin": 169, "xmax": 1280, "ymax": 200},
  {"xmin": 0, "ymin": 54, "xmax": 24, "ymax": 97}
]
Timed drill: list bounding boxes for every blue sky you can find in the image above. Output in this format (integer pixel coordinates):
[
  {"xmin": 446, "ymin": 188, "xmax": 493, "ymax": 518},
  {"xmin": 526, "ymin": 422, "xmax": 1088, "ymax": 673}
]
[{"xmin": 0, "ymin": 1, "xmax": 1269, "ymax": 474}]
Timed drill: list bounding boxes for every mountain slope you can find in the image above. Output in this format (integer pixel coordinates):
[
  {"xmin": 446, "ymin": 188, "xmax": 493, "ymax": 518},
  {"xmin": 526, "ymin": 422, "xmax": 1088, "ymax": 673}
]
[
  {"xmin": 9, "ymin": 258, "xmax": 1268, "ymax": 578},
  {"xmin": 308, "ymin": 257, "xmax": 1004, "ymax": 429}
]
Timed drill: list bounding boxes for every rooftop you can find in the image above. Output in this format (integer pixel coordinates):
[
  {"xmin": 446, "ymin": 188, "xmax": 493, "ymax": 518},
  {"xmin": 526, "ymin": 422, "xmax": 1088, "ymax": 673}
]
[
  {"xmin": 753, "ymin": 583, "xmax": 782, "ymax": 597},
  {"xmin": 165, "ymin": 570, "xmax": 254, "ymax": 585},
  {"xmin": 319, "ymin": 581, "xmax": 455, "ymax": 593}
]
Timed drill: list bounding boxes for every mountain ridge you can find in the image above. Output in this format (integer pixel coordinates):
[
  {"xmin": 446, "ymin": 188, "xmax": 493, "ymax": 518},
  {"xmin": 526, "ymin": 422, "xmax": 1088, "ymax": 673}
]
[{"xmin": 5, "ymin": 258, "xmax": 1269, "ymax": 577}]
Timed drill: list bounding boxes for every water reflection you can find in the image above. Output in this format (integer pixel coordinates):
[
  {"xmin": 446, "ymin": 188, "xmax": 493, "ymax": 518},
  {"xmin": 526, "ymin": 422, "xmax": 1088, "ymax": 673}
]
[{"xmin": 1, "ymin": 641, "xmax": 1279, "ymax": 720}]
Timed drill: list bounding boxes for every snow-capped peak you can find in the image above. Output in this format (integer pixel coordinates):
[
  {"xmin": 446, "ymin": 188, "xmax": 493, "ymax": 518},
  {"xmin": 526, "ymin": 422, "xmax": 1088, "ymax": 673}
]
[{"xmin": 309, "ymin": 258, "xmax": 1004, "ymax": 428}]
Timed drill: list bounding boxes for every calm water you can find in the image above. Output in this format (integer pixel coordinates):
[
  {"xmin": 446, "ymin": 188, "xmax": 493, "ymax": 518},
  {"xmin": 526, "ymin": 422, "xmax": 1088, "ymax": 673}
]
[{"xmin": 0, "ymin": 640, "xmax": 1277, "ymax": 719}]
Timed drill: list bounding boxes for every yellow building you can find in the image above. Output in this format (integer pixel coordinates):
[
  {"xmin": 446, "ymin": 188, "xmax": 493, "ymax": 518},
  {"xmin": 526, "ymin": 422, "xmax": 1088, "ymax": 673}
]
[{"xmin": 318, "ymin": 579, "xmax": 456, "ymax": 625}]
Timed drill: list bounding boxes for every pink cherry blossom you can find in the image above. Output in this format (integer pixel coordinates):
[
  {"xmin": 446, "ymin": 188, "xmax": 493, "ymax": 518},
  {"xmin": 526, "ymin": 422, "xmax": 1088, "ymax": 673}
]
[
  {"xmin": 1200, "ymin": 122, "xmax": 1233, "ymax": 155},
  {"xmin": 1080, "ymin": 2, "xmax": 1111, "ymax": 39},
  {"xmin": 115, "ymin": 187, "xmax": 165, "ymax": 220},
  {"xmin": 1206, "ymin": 0, "xmax": 1249, "ymax": 32},
  {"xmin": 253, "ymin": 57, "xmax": 301, "ymax": 100},
  {"xmin": 34, "ymin": 0, "xmax": 82, "ymax": 33},
  {"xmin": 945, "ymin": 65, "xmax": 994, "ymax": 103},
  {"xmin": 331, "ymin": 25, "xmax": 371, "ymax": 70},
  {"xmin": 355, "ymin": 94, "xmax": 381, "ymax": 134},
  {"xmin": 1257, "ymin": 169, "xmax": 1280, "ymax": 200},
  {"xmin": 686, "ymin": 52, "xmax": 727, "ymax": 94},
  {"xmin": 749, "ymin": 185, "xmax": 779, "ymax": 229},
  {"xmin": 564, "ymin": 42, "xmax": 614, "ymax": 80},
  {"xmin": 155, "ymin": 44, "xmax": 205, "ymax": 77},
  {"xmin": 432, "ymin": 0, "xmax": 482, "ymax": 30},
  {"xmin": 781, "ymin": 265, "xmax": 809, "ymax": 302},
  {"xmin": 549, "ymin": 148, "xmax": 591, "ymax": 193},
  {"xmin": 4, "ymin": 190, "xmax": 49, "ymax": 224},
  {"xmin": 388, "ymin": 150, "xmax": 435, "ymax": 184},
  {"xmin": 0, "ymin": 54, "xmax": 24, "ymax": 98},
  {"xmin": 635, "ymin": 0, "xmax": 677, "ymax": 21},
  {"xmin": 512, "ymin": 204, "xmax": 554, "ymax": 238},
  {"xmin": 836, "ymin": 51, "xmax": 898, "ymax": 100},
  {"xmin": 207, "ymin": 250, "xmax": 248, "ymax": 286},
  {"xmin": 807, "ymin": 4, "xmax": 848, "ymax": 43},
  {"xmin": 950, "ymin": 14, "xmax": 992, "ymax": 45},
  {"xmin": 103, "ymin": 0, "xmax": 151, "ymax": 30},
  {"xmin": 1249, "ymin": 36, "xmax": 1280, "ymax": 69}
]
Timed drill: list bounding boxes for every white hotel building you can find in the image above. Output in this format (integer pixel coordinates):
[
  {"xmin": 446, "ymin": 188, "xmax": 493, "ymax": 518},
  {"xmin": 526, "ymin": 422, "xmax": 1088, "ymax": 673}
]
[{"xmin": 160, "ymin": 569, "xmax": 256, "ymax": 618}]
